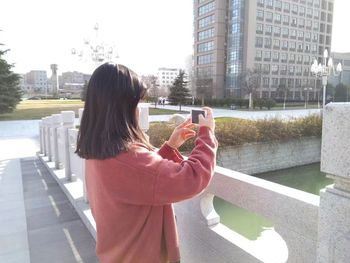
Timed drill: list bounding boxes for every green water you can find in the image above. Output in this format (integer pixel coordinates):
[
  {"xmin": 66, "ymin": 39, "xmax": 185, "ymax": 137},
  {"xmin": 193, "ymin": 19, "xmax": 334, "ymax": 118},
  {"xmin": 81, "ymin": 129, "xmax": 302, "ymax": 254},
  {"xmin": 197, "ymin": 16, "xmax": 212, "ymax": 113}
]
[{"xmin": 213, "ymin": 163, "xmax": 333, "ymax": 240}]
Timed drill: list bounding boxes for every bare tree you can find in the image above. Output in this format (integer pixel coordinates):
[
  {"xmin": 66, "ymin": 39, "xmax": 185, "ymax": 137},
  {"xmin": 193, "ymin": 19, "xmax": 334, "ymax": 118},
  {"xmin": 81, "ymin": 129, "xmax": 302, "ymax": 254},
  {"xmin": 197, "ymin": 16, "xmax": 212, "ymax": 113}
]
[
  {"xmin": 195, "ymin": 77, "xmax": 213, "ymax": 106},
  {"xmin": 238, "ymin": 68, "xmax": 261, "ymax": 109},
  {"xmin": 140, "ymin": 75, "xmax": 159, "ymax": 108}
]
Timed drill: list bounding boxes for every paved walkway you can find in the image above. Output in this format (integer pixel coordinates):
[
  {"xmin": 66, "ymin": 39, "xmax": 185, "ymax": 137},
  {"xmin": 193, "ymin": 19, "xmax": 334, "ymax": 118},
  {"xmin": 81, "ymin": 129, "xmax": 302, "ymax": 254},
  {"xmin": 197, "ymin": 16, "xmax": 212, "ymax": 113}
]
[
  {"xmin": 0, "ymin": 131, "xmax": 98, "ymax": 262},
  {"xmin": 22, "ymin": 158, "xmax": 98, "ymax": 263}
]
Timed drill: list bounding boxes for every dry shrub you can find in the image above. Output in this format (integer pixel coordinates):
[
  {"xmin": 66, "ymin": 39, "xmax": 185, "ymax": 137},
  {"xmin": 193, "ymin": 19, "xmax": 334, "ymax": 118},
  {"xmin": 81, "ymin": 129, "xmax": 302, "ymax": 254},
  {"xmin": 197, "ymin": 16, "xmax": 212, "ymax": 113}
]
[{"xmin": 147, "ymin": 115, "xmax": 322, "ymax": 150}]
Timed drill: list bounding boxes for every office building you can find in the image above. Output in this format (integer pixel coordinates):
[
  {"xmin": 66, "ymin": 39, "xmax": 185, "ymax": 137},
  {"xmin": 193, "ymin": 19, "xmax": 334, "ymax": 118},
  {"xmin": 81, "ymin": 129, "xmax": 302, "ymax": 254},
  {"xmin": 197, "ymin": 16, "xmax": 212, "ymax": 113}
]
[
  {"xmin": 157, "ymin": 68, "xmax": 181, "ymax": 92},
  {"xmin": 193, "ymin": 0, "xmax": 335, "ymax": 100}
]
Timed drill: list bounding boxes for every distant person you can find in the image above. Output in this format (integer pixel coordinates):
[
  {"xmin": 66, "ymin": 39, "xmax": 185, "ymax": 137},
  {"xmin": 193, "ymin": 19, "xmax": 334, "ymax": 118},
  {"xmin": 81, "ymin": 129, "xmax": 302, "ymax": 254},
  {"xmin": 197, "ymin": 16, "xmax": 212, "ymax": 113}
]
[
  {"xmin": 162, "ymin": 98, "xmax": 165, "ymax": 106},
  {"xmin": 76, "ymin": 63, "xmax": 218, "ymax": 263}
]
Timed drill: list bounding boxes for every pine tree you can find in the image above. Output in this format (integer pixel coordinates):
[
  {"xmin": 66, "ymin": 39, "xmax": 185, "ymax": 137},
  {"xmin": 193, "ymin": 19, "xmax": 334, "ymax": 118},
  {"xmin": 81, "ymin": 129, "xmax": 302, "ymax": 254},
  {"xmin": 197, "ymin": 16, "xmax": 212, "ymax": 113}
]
[
  {"xmin": 0, "ymin": 48, "xmax": 21, "ymax": 114},
  {"xmin": 168, "ymin": 70, "xmax": 191, "ymax": 111}
]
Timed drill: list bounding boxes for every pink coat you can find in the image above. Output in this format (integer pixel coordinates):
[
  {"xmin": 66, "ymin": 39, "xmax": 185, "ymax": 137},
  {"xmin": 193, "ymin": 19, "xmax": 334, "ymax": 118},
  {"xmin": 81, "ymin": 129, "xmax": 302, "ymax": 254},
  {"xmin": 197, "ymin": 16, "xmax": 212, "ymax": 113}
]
[{"xmin": 86, "ymin": 126, "xmax": 218, "ymax": 263}]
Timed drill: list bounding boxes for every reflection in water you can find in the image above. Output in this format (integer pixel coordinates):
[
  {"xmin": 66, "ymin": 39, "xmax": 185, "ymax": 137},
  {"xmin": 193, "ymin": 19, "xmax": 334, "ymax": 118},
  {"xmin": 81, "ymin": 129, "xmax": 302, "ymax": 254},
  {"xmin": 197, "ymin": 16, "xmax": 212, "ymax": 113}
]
[{"xmin": 214, "ymin": 163, "xmax": 333, "ymax": 240}]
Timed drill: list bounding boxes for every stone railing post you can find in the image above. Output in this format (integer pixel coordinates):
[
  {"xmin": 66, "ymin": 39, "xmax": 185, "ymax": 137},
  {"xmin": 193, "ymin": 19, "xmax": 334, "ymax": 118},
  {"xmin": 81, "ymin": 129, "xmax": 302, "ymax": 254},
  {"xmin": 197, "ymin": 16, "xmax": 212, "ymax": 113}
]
[
  {"xmin": 56, "ymin": 111, "xmax": 75, "ymax": 171},
  {"xmin": 50, "ymin": 114, "xmax": 62, "ymax": 169},
  {"xmin": 38, "ymin": 120, "xmax": 44, "ymax": 154},
  {"xmin": 138, "ymin": 103, "xmax": 149, "ymax": 132},
  {"xmin": 45, "ymin": 116, "xmax": 53, "ymax": 161},
  {"xmin": 317, "ymin": 103, "xmax": 350, "ymax": 262},
  {"xmin": 61, "ymin": 111, "xmax": 75, "ymax": 180}
]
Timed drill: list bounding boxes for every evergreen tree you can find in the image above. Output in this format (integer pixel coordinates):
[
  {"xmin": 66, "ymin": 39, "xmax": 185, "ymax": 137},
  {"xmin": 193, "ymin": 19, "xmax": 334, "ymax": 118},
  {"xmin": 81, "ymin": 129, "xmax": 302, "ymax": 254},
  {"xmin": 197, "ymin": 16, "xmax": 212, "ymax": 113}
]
[
  {"xmin": 81, "ymin": 80, "xmax": 88, "ymax": 101},
  {"xmin": 168, "ymin": 70, "xmax": 191, "ymax": 111},
  {"xmin": 0, "ymin": 48, "xmax": 21, "ymax": 114}
]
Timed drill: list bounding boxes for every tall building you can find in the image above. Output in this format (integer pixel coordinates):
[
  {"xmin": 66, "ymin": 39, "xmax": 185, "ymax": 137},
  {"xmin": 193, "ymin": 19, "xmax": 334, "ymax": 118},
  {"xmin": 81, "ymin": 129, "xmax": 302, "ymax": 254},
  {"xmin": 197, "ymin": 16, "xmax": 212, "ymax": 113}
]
[
  {"xmin": 59, "ymin": 71, "xmax": 91, "ymax": 96},
  {"xmin": 193, "ymin": 0, "xmax": 335, "ymax": 100},
  {"xmin": 329, "ymin": 52, "xmax": 350, "ymax": 87},
  {"xmin": 24, "ymin": 70, "xmax": 48, "ymax": 94},
  {"xmin": 157, "ymin": 68, "xmax": 181, "ymax": 93}
]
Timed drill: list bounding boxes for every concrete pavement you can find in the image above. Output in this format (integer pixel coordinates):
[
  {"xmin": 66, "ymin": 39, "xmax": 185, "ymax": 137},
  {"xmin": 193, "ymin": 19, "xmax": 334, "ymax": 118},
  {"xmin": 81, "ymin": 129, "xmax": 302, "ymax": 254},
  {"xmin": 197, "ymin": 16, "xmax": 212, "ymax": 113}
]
[{"xmin": 0, "ymin": 124, "xmax": 98, "ymax": 262}]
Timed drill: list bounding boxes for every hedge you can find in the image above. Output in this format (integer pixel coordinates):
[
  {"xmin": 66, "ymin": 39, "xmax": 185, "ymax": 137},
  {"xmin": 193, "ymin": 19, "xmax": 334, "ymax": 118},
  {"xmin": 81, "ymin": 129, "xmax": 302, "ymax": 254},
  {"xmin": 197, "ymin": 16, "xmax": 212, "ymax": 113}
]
[{"xmin": 147, "ymin": 114, "xmax": 322, "ymax": 152}]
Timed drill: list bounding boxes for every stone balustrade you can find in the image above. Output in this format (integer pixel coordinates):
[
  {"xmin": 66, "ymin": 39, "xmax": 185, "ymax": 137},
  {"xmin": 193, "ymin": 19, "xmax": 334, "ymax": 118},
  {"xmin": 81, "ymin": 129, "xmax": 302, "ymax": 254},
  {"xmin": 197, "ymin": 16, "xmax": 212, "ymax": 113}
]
[{"xmin": 38, "ymin": 103, "xmax": 350, "ymax": 263}]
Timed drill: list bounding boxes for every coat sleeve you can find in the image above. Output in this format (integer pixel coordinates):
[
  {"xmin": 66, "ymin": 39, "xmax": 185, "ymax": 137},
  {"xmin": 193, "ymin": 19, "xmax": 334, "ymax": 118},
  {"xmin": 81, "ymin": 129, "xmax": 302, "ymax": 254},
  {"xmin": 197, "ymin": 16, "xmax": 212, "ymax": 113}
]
[
  {"xmin": 157, "ymin": 143, "xmax": 184, "ymax": 163},
  {"xmin": 153, "ymin": 126, "xmax": 218, "ymax": 205}
]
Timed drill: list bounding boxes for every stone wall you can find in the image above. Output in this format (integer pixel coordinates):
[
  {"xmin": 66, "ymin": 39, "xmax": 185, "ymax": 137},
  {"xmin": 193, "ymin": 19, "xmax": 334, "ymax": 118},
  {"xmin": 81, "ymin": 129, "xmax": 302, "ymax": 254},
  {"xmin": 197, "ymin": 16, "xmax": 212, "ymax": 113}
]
[{"xmin": 217, "ymin": 137, "xmax": 321, "ymax": 174}]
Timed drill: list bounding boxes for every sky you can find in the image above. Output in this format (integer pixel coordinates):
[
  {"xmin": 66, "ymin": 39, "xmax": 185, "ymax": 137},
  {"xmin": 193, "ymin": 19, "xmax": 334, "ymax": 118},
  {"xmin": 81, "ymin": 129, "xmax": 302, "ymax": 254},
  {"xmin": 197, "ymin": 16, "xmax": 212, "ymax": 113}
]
[{"xmin": 0, "ymin": 0, "xmax": 349, "ymax": 76}]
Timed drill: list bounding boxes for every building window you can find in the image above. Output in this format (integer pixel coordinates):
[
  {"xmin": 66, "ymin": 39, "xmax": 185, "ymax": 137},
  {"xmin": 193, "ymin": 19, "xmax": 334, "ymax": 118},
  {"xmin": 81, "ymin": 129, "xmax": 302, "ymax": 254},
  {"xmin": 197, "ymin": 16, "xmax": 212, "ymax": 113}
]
[
  {"xmin": 299, "ymin": 6, "xmax": 305, "ymax": 16},
  {"xmin": 197, "ymin": 66, "xmax": 213, "ymax": 77},
  {"xmin": 305, "ymin": 44, "xmax": 310, "ymax": 52},
  {"xmin": 266, "ymin": 0, "xmax": 273, "ymax": 8},
  {"xmin": 264, "ymin": 37, "xmax": 272, "ymax": 48},
  {"xmin": 197, "ymin": 53, "xmax": 213, "ymax": 65},
  {"xmin": 298, "ymin": 18, "xmax": 305, "ymax": 28},
  {"xmin": 255, "ymin": 50, "xmax": 263, "ymax": 60},
  {"xmin": 257, "ymin": 23, "xmax": 264, "ymax": 33},
  {"xmin": 282, "ymin": 15, "xmax": 290, "ymax": 24},
  {"xmin": 292, "ymin": 4, "xmax": 298, "ymax": 14},
  {"xmin": 198, "ymin": 28, "xmax": 214, "ymax": 40},
  {"xmin": 306, "ymin": 8, "xmax": 312, "ymax": 17},
  {"xmin": 273, "ymin": 39, "xmax": 280, "ymax": 48},
  {"xmin": 283, "ymin": 2, "xmax": 290, "ymax": 12},
  {"xmin": 313, "ymin": 21, "xmax": 319, "ymax": 30},
  {"xmin": 263, "ymin": 64, "xmax": 270, "ymax": 73},
  {"xmin": 257, "ymin": 0, "xmax": 265, "ymax": 6},
  {"xmin": 265, "ymin": 11, "xmax": 273, "ymax": 21},
  {"xmin": 298, "ymin": 31, "xmax": 304, "ymax": 39},
  {"xmin": 257, "ymin": 10, "xmax": 264, "ymax": 20},
  {"xmin": 274, "ymin": 13, "xmax": 281, "ymax": 23},
  {"xmin": 282, "ymin": 27, "xmax": 289, "ymax": 37},
  {"xmin": 313, "ymin": 9, "xmax": 319, "ymax": 19},
  {"xmin": 198, "ymin": 1, "xmax": 215, "ymax": 16},
  {"xmin": 273, "ymin": 52, "xmax": 280, "ymax": 61},
  {"xmin": 306, "ymin": 20, "xmax": 312, "ymax": 28},
  {"xmin": 198, "ymin": 15, "xmax": 215, "ymax": 29},
  {"xmin": 282, "ymin": 40, "xmax": 288, "ymax": 50},
  {"xmin": 305, "ymin": 32, "xmax": 311, "ymax": 40},
  {"xmin": 281, "ymin": 52, "xmax": 288, "ymax": 62},
  {"xmin": 264, "ymin": 51, "xmax": 271, "ymax": 61},
  {"xmin": 291, "ymin": 17, "xmax": 297, "ymax": 26},
  {"xmin": 291, "ymin": 29, "xmax": 297, "ymax": 38},
  {"xmin": 289, "ymin": 54, "xmax": 295, "ymax": 62},
  {"xmin": 265, "ymin": 25, "xmax": 272, "ymax": 35},
  {"xmin": 263, "ymin": 77, "xmax": 269, "ymax": 86},
  {"xmin": 275, "ymin": 0, "xmax": 282, "ymax": 9},
  {"xmin": 198, "ymin": 41, "xmax": 214, "ymax": 52},
  {"xmin": 273, "ymin": 26, "xmax": 281, "ymax": 36},
  {"xmin": 255, "ymin": 37, "xmax": 263, "ymax": 47}
]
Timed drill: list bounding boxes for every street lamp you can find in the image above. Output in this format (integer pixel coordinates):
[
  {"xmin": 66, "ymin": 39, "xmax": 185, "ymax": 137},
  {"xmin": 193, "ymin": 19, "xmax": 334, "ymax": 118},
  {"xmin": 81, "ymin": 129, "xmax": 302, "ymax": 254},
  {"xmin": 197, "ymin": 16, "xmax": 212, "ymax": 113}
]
[
  {"xmin": 72, "ymin": 23, "xmax": 119, "ymax": 68},
  {"xmin": 310, "ymin": 49, "xmax": 342, "ymax": 109}
]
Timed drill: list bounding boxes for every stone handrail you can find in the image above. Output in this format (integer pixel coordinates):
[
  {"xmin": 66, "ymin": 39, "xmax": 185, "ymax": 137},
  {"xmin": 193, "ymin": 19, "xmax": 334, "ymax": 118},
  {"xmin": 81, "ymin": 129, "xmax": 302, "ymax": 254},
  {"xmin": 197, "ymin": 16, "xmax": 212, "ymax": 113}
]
[{"xmin": 38, "ymin": 103, "xmax": 350, "ymax": 263}]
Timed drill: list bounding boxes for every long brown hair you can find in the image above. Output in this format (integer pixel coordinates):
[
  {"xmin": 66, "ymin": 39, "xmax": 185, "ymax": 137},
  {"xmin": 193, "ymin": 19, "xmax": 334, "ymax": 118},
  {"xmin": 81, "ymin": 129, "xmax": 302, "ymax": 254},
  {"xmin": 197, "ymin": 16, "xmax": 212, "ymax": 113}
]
[{"xmin": 76, "ymin": 63, "xmax": 152, "ymax": 159}]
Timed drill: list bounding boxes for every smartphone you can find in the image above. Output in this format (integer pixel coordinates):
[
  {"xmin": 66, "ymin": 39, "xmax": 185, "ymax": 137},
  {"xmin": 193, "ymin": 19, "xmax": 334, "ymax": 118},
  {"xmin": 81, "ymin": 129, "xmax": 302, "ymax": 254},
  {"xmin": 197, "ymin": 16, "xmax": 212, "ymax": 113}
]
[{"xmin": 191, "ymin": 109, "xmax": 206, "ymax": 124}]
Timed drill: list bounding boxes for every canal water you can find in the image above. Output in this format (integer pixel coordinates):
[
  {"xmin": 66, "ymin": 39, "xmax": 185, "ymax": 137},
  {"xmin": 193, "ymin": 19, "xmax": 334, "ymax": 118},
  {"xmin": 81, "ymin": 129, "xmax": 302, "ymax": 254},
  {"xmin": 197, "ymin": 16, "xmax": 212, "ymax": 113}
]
[{"xmin": 213, "ymin": 163, "xmax": 333, "ymax": 240}]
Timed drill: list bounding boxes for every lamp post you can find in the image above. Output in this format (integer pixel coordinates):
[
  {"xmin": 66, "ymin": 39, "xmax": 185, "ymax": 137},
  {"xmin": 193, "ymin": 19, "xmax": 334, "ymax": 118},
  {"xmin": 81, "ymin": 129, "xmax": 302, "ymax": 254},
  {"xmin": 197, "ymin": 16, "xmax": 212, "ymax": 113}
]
[
  {"xmin": 72, "ymin": 23, "xmax": 118, "ymax": 68},
  {"xmin": 310, "ymin": 49, "xmax": 342, "ymax": 109}
]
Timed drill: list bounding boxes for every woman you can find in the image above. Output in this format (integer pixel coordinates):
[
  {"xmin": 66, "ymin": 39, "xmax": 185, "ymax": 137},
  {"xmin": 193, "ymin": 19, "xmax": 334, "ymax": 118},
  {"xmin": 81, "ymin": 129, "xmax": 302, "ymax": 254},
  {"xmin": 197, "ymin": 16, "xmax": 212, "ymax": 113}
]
[{"xmin": 76, "ymin": 63, "xmax": 218, "ymax": 263}]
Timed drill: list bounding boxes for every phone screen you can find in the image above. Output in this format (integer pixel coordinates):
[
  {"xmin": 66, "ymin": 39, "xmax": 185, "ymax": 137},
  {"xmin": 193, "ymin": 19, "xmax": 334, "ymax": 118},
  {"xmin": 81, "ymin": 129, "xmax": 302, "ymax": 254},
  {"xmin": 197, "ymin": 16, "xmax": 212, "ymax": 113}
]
[{"xmin": 191, "ymin": 110, "xmax": 206, "ymax": 124}]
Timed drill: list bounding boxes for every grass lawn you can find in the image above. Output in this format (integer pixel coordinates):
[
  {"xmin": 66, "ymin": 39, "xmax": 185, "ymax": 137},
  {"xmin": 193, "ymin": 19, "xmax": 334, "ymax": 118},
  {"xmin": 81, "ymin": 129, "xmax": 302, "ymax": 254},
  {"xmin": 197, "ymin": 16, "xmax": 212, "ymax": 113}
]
[
  {"xmin": 0, "ymin": 100, "xmax": 189, "ymax": 121},
  {"xmin": 149, "ymin": 107, "xmax": 189, "ymax": 115}
]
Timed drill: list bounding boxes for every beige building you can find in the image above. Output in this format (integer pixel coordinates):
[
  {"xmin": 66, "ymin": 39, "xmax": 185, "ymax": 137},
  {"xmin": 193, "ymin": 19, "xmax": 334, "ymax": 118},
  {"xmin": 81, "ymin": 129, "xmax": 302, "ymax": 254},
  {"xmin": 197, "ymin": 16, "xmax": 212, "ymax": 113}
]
[
  {"xmin": 157, "ymin": 67, "xmax": 181, "ymax": 92},
  {"xmin": 193, "ymin": 0, "xmax": 334, "ymax": 99}
]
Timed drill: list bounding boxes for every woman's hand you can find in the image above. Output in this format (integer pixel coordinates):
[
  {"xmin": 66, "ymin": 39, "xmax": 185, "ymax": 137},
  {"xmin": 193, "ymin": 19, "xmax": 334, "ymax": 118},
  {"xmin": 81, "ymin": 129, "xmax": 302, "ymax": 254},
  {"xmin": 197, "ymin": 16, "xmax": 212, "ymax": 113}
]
[
  {"xmin": 167, "ymin": 118, "xmax": 196, "ymax": 149},
  {"xmin": 198, "ymin": 107, "xmax": 215, "ymax": 131}
]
